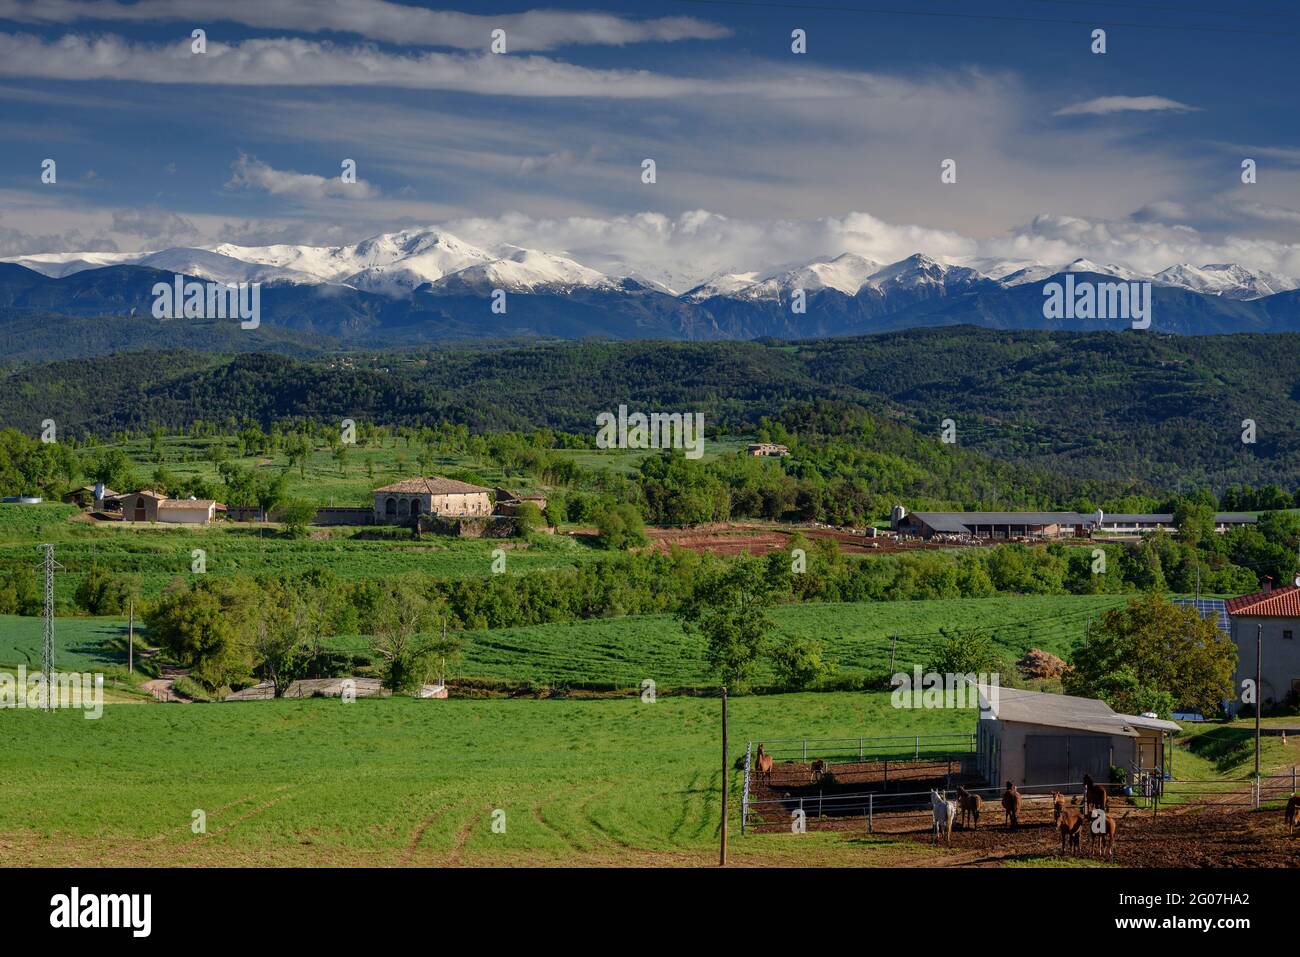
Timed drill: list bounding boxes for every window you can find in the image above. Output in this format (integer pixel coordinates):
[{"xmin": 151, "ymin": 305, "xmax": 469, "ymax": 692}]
[{"xmin": 1284, "ymin": 629, "xmax": 1294, "ymax": 640}]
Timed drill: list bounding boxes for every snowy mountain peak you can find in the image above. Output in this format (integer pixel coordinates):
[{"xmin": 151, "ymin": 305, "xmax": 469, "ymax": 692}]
[{"xmin": 1153, "ymin": 262, "xmax": 1299, "ymax": 300}]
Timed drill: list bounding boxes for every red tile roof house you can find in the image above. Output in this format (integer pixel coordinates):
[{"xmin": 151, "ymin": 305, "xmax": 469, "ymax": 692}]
[{"xmin": 1224, "ymin": 583, "xmax": 1300, "ymax": 715}]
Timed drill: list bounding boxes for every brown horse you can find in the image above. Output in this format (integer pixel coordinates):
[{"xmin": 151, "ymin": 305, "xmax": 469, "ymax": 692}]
[
  {"xmin": 810, "ymin": 758, "xmax": 828, "ymax": 783},
  {"xmin": 1001, "ymin": 782, "xmax": 1022, "ymax": 830},
  {"xmin": 1057, "ymin": 805, "xmax": 1084, "ymax": 855},
  {"xmin": 1088, "ymin": 808, "xmax": 1118, "ymax": 861},
  {"xmin": 1286, "ymin": 795, "xmax": 1298, "ymax": 837},
  {"xmin": 756, "ymin": 744, "xmax": 773, "ymax": 784},
  {"xmin": 956, "ymin": 785, "xmax": 981, "ymax": 830},
  {"xmin": 1052, "ymin": 791, "xmax": 1068, "ymax": 825},
  {"xmin": 1081, "ymin": 773, "xmax": 1108, "ymax": 815}
]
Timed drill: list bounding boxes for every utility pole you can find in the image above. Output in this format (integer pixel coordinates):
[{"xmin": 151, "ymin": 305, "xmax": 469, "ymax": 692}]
[
  {"xmin": 1255, "ymin": 624, "xmax": 1262, "ymax": 786},
  {"xmin": 720, "ymin": 686, "xmax": 728, "ymax": 867},
  {"xmin": 37, "ymin": 544, "xmax": 62, "ymax": 711},
  {"xmin": 889, "ymin": 636, "xmax": 897, "ymax": 674},
  {"xmin": 1084, "ymin": 617, "xmax": 1091, "ymax": 649},
  {"xmin": 128, "ymin": 599, "xmax": 135, "ymax": 673},
  {"xmin": 1194, "ymin": 563, "xmax": 1201, "ymax": 602}
]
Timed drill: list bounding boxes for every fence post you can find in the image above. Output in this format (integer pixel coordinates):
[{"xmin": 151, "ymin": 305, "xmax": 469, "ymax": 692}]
[
  {"xmin": 741, "ymin": 741, "xmax": 752, "ymax": 836},
  {"xmin": 818, "ymin": 790, "xmax": 823, "ymax": 820},
  {"xmin": 915, "ymin": 735, "xmax": 920, "ymax": 760},
  {"xmin": 858, "ymin": 737, "xmax": 863, "ymax": 760},
  {"xmin": 884, "ymin": 761, "xmax": 888, "ymax": 788},
  {"xmin": 869, "ymin": 793, "xmax": 874, "ymax": 833},
  {"xmin": 1293, "ymin": 765, "xmax": 1297, "ymax": 796},
  {"xmin": 803, "ymin": 739, "xmax": 808, "ymax": 761}
]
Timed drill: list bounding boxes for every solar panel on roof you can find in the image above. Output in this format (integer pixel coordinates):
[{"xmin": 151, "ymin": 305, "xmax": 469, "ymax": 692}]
[{"xmin": 1173, "ymin": 598, "xmax": 1230, "ymax": 634}]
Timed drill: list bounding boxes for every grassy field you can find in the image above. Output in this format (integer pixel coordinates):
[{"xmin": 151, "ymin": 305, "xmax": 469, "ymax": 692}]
[
  {"xmin": 322, "ymin": 593, "xmax": 1129, "ymax": 690},
  {"xmin": 4, "ymin": 690, "xmax": 1290, "ymax": 868},
  {"xmin": 1, "ymin": 594, "xmax": 1125, "ymax": 692},
  {"xmin": 0, "ymin": 691, "xmax": 970, "ymax": 867},
  {"xmin": 0, "ymin": 614, "xmax": 132, "ymax": 671},
  {"xmin": 0, "ymin": 504, "xmax": 603, "ymax": 603},
  {"xmin": 68, "ymin": 434, "xmax": 751, "ymax": 507}
]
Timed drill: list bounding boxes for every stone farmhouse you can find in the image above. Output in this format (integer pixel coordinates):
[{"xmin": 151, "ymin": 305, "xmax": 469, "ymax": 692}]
[{"xmin": 372, "ymin": 477, "xmax": 493, "ymax": 523}]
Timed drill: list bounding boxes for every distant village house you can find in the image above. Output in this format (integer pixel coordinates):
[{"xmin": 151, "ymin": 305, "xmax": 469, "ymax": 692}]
[{"xmin": 747, "ymin": 442, "xmax": 790, "ymax": 457}]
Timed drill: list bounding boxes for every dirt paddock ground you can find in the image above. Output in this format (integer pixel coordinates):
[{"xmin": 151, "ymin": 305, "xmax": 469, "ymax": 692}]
[
  {"xmin": 643, "ymin": 523, "xmax": 974, "ymax": 556},
  {"xmin": 746, "ymin": 761, "xmax": 1300, "ymax": 867}
]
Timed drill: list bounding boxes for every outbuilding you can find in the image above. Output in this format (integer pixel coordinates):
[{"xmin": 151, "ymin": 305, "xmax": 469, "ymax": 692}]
[{"xmin": 974, "ymin": 686, "xmax": 1180, "ymax": 789}]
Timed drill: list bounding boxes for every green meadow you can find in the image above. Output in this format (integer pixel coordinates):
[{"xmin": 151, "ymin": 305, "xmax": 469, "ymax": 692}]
[
  {"xmin": 0, "ymin": 504, "xmax": 602, "ymax": 603},
  {"xmin": 0, "ymin": 691, "xmax": 966, "ymax": 867},
  {"xmin": 0, "ymin": 593, "xmax": 1125, "ymax": 692}
]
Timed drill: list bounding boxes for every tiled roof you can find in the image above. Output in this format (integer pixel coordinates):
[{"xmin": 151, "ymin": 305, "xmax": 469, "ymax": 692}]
[
  {"xmin": 1226, "ymin": 585, "xmax": 1300, "ymax": 617},
  {"xmin": 373, "ymin": 477, "xmax": 491, "ymax": 495},
  {"xmin": 157, "ymin": 499, "xmax": 216, "ymax": 509}
]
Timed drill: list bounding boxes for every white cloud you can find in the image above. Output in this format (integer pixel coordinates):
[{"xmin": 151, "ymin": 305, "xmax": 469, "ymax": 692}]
[
  {"xmin": 0, "ymin": 1, "xmax": 729, "ymax": 51},
  {"xmin": 0, "ymin": 31, "xmax": 843, "ymax": 98},
  {"xmin": 1055, "ymin": 95, "xmax": 1199, "ymax": 117},
  {"xmin": 225, "ymin": 153, "xmax": 379, "ymax": 201}
]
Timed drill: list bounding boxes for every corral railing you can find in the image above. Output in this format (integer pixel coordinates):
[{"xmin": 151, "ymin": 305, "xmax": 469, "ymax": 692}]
[
  {"xmin": 753, "ymin": 733, "xmax": 976, "ymax": 763},
  {"xmin": 745, "ymin": 779, "xmax": 1092, "ymax": 833},
  {"xmin": 741, "ymin": 770, "xmax": 1299, "ymax": 834},
  {"xmin": 740, "ymin": 733, "xmax": 978, "ymax": 835},
  {"xmin": 1132, "ymin": 768, "xmax": 1298, "ymax": 814}
]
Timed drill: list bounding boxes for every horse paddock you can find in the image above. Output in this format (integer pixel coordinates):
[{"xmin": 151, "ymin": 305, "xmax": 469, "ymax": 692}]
[{"xmin": 744, "ymin": 756, "xmax": 1300, "ymax": 868}]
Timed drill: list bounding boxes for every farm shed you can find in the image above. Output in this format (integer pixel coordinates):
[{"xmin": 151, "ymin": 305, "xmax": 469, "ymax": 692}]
[{"xmin": 974, "ymin": 686, "xmax": 1180, "ymax": 788}]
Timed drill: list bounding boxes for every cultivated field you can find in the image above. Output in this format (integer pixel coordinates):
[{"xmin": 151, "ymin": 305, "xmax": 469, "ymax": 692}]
[
  {"xmin": 4, "ymin": 693, "xmax": 1294, "ymax": 868},
  {"xmin": 3, "ymin": 593, "xmax": 1131, "ymax": 692}
]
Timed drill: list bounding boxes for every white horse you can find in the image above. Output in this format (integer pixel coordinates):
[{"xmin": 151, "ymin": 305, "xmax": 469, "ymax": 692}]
[{"xmin": 930, "ymin": 789, "xmax": 957, "ymax": 846}]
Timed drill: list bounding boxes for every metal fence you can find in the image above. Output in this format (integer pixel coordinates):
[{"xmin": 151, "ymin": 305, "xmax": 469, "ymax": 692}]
[
  {"xmin": 742, "ymin": 769, "xmax": 1299, "ymax": 834},
  {"xmin": 745, "ymin": 779, "xmax": 1094, "ymax": 834},
  {"xmin": 740, "ymin": 734, "xmax": 977, "ymax": 835},
  {"xmin": 749, "ymin": 733, "xmax": 976, "ymax": 763},
  {"xmin": 1135, "ymin": 768, "xmax": 1299, "ymax": 814}
]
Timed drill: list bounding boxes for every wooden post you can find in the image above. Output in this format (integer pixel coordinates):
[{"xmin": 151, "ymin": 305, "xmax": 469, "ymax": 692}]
[
  {"xmin": 889, "ymin": 635, "xmax": 897, "ymax": 674},
  {"xmin": 128, "ymin": 599, "xmax": 134, "ymax": 673},
  {"xmin": 868, "ymin": 793, "xmax": 873, "ymax": 833},
  {"xmin": 720, "ymin": 686, "xmax": 728, "ymax": 866}
]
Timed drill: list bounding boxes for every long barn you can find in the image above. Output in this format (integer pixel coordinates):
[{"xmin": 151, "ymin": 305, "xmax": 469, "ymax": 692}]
[{"xmin": 892, "ymin": 507, "xmax": 1255, "ymax": 540}]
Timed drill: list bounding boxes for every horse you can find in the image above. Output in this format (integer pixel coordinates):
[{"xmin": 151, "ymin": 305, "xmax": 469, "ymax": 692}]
[
  {"xmin": 1052, "ymin": 791, "xmax": 1067, "ymax": 825},
  {"xmin": 1088, "ymin": 807, "xmax": 1117, "ymax": 861},
  {"xmin": 1057, "ymin": 805, "xmax": 1084, "ymax": 855},
  {"xmin": 1001, "ymin": 782, "xmax": 1022, "ymax": 830},
  {"xmin": 810, "ymin": 758, "xmax": 828, "ymax": 783},
  {"xmin": 1286, "ymin": 795, "xmax": 1298, "ymax": 837},
  {"xmin": 930, "ymin": 789, "xmax": 957, "ymax": 846},
  {"xmin": 956, "ymin": 785, "xmax": 981, "ymax": 830},
  {"xmin": 1081, "ymin": 773, "xmax": 1108, "ymax": 815},
  {"xmin": 756, "ymin": 744, "xmax": 773, "ymax": 784}
]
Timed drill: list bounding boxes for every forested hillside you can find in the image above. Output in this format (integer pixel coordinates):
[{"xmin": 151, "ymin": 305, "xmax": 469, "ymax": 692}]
[{"xmin": 3, "ymin": 327, "xmax": 1299, "ymax": 493}]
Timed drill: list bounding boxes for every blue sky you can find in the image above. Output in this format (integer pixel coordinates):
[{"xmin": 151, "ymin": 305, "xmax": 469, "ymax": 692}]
[{"xmin": 1, "ymin": 0, "xmax": 1298, "ymax": 285}]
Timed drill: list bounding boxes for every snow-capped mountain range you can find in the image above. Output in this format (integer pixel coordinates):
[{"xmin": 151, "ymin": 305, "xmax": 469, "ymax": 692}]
[
  {"xmin": 6, "ymin": 227, "xmax": 1297, "ymax": 302},
  {"xmin": 7, "ymin": 227, "xmax": 1300, "ymax": 349}
]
